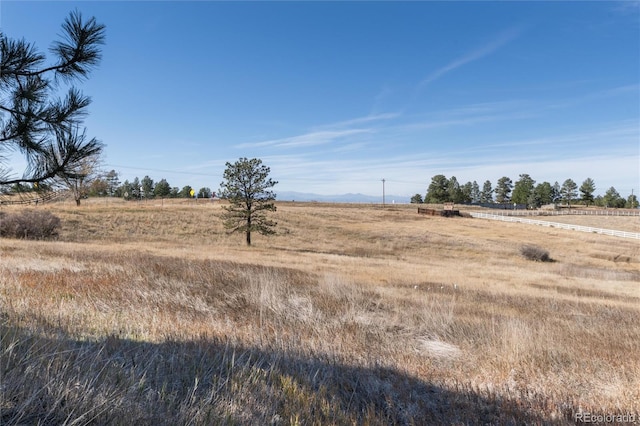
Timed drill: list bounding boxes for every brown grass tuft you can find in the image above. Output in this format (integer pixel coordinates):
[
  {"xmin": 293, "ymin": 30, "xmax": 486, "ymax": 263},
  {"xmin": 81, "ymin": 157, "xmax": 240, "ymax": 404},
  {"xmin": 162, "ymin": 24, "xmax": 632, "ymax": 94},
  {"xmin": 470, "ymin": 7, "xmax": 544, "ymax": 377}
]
[{"xmin": 520, "ymin": 244, "xmax": 552, "ymax": 262}]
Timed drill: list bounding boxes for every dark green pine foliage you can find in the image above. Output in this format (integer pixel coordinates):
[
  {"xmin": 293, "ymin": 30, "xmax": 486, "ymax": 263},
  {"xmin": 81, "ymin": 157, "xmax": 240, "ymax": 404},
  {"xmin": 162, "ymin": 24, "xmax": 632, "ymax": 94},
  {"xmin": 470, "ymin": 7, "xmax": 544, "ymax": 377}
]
[
  {"xmin": 220, "ymin": 157, "xmax": 277, "ymax": 246},
  {"xmin": 0, "ymin": 11, "xmax": 105, "ymax": 187},
  {"xmin": 154, "ymin": 179, "xmax": 171, "ymax": 198},
  {"xmin": 495, "ymin": 177, "xmax": 513, "ymax": 203},
  {"xmin": 579, "ymin": 178, "xmax": 596, "ymax": 206},
  {"xmin": 480, "ymin": 180, "xmax": 493, "ymax": 203},
  {"xmin": 410, "ymin": 193, "xmax": 423, "ymax": 204},
  {"xmin": 512, "ymin": 174, "xmax": 535, "ymax": 205},
  {"xmin": 560, "ymin": 179, "xmax": 578, "ymax": 207},
  {"xmin": 425, "ymin": 174, "xmax": 449, "ymax": 203}
]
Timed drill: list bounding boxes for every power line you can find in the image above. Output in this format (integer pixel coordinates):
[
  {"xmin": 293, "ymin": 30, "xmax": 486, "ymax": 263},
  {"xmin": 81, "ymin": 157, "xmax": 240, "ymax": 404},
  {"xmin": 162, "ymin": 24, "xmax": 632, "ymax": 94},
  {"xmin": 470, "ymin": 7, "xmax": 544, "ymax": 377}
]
[{"xmin": 104, "ymin": 164, "xmax": 221, "ymax": 178}]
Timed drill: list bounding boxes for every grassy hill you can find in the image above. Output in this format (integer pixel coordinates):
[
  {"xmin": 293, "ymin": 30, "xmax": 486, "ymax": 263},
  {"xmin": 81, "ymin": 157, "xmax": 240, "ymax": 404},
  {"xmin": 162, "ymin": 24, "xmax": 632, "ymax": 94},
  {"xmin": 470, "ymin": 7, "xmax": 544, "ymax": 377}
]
[{"xmin": 1, "ymin": 201, "xmax": 638, "ymax": 424}]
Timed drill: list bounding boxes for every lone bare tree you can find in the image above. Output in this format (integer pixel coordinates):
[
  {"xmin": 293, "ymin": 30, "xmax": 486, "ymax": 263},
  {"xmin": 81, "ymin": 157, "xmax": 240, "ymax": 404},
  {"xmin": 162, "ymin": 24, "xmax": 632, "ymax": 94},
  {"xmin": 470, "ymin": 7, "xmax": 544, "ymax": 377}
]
[
  {"xmin": 0, "ymin": 10, "xmax": 105, "ymax": 189},
  {"xmin": 59, "ymin": 148, "xmax": 102, "ymax": 205},
  {"xmin": 220, "ymin": 157, "xmax": 277, "ymax": 246}
]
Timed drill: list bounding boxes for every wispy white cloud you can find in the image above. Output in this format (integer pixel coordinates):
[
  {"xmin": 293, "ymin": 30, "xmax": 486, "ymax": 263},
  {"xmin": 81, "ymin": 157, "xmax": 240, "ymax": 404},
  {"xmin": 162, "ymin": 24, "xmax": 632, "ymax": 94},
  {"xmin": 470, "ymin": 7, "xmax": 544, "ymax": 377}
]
[
  {"xmin": 235, "ymin": 129, "xmax": 372, "ymax": 149},
  {"xmin": 399, "ymin": 84, "xmax": 638, "ymax": 134},
  {"xmin": 390, "ymin": 99, "xmax": 535, "ymax": 132},
  {"xmin": 596, "ymin": 84, "xmax": 639, "ymax": 97},
  {"xmin": 612, "ymin": 0, "xmax": 640, "ymax": 16},
  {"xmin": 419, "ymin": 25, "xmax": 524, "ymax": 89},
  {"xmin": 456, "ymin": 120, "xmax": 639, "ymax": 154},
  {"xmin": 315, "ymin": 112, "xmax": 401, "ymax": 130},
  {"xmin": 545, "ymin": 84, "xmax": 640, "ymax": 110},
  {"xmin": 399, "ymin": 111, "xmax": 534, "ymax": 132},
  {"xmin": 333, "ymin": 142, "xmax": 368, "ymax": 153},
  {"xmin": 234, "ymin": 112, "xmax": 401, "ymax": 150}
]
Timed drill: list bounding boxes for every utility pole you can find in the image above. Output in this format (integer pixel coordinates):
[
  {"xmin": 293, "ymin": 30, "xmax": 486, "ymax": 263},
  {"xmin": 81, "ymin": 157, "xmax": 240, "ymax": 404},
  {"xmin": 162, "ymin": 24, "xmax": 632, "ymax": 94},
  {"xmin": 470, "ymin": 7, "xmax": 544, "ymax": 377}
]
[{"xmin": 382, "ymin": 178, "xmax": 386, "ymax": 206}]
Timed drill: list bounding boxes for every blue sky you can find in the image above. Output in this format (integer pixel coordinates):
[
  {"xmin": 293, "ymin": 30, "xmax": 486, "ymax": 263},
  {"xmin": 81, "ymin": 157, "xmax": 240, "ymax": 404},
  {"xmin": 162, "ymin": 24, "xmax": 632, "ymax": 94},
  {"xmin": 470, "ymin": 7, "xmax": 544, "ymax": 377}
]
[{"xmin": 2, "ymin": 1, "xmax": 639, "ymax": 198}]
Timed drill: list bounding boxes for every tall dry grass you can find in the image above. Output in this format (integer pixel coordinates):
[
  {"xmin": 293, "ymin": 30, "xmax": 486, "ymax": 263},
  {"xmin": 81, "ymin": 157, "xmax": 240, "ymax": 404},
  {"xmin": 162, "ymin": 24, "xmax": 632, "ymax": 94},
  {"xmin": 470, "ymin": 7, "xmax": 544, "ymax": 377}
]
[{"xmin": 1, "ymin": 201, "xmax": 639, "ymax": 424}]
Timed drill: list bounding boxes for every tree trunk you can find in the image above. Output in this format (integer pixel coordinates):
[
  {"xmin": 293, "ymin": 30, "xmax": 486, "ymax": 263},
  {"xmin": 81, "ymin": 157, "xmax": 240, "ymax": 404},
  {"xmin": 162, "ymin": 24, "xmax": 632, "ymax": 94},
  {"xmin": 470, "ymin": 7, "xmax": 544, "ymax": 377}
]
[
  {"xmin": 75, "ymin": 198, "xmax": 81, "ymax": 206},
  {"xmin": 246, "ymin": 216, "xmax": 251, "ymax": 246}
]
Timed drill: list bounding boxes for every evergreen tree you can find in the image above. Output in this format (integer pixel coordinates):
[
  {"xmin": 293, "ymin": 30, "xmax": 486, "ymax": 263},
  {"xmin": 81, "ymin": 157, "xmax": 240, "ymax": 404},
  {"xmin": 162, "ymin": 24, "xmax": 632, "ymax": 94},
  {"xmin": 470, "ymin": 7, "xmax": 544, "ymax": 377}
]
[
  {"xmin": 527, "ymin": 191, "xmax": 540, "ymax": 209},
  {"xmin": 220, "ymin": 158, "xmax": 277, "ymax": 246},
  {"xmin": 198, "ymin": 187, "xmax": 212, "ymax": 198},
  {"xmin": 470, "ymin": 181, "xmax": 481, "ymax": 204},
  {"xmin": 141, "ymin": 175, "xmax": 154, "ymax": 198},
  {"xmin": 131, "ymin": 177, "xmax": 141, "ymax": 199},
  {"xmin": 105, "ymin": 170, "xmax": 120, "ymax": 196},
  {"xmin": 460, "ymin": 181, "xmax": 473, "ymax": 203},
  {"xmin": 120, "ymin": 180, "xmax": 133, "ymax": 200},
  {"xmin": 533, "ymin": 182, "xmax": 554, "ymax": 206},
  {"xmin": 447, "ymin": 176, "xmax": 463, "ymax": 203},
  {"xmin": 603, "ymin": 187, "xmax": 624, "ymax": 208},
  {"xmin": 410, "ymin": 194, "xmax": 423, "ymax": 204},
  {"xmin": 560, "ymin": 179, "xmax": 578, "ymax": 207},
  {"xmin": 154, "ymin": 179, "xmax": 171, "ymax": 198},
  {"xmin": 495, "ymin": 177, "xmax": 513, "ymax": 203},
  {"xmin": 480, "ymin": 180, "xmax": 493, "ymax": 203},
  {"xmin": 552, "ymin": 182, "xmax": 561, "ymax": 205},
  {"xmin": 425, "ymin": 174, "xmax": 449, "ymax": 203},
  {"xmin": 512, "ymin": 174, "xmax": 535, "ymax": 205},
  {"xmin": 579, "ymin": 178, "xmax": 596, "ymax": 206}
]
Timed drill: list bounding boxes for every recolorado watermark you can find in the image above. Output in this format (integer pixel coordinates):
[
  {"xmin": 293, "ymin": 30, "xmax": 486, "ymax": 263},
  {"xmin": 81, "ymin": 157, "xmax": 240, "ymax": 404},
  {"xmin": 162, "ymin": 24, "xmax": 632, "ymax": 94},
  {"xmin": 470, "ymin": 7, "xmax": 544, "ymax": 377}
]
[{"xmin": 575, "ymin": 412, "xmax": 637, "ymax": 424}]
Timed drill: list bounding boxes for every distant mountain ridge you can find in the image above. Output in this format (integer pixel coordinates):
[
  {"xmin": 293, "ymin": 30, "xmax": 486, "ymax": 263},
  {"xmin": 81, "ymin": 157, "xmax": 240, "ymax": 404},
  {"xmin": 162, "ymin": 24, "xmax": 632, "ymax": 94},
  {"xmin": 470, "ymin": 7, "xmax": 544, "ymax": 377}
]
[{"xmin": 277, "ymin": 191, "xmax": 410, "ymax": 204}]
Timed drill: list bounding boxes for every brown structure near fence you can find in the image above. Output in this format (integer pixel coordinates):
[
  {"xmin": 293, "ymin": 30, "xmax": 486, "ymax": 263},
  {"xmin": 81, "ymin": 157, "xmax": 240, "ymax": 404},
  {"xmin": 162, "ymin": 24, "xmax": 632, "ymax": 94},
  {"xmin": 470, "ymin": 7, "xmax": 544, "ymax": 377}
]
[{"xmin": 418, "ymin": 207, "xmax": 461, "ymax": 217}]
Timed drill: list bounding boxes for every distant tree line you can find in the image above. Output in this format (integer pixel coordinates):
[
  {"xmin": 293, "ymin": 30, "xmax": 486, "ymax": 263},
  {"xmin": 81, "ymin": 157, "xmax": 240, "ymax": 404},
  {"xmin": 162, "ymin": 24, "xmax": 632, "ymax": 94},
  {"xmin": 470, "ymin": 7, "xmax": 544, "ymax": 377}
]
[
  {"xmin": 23, "ymin": 170, "xmax": 215, "ymax": 201},
  {"xmin": 412, "ymin": 174, "xmax": 638, "ymax": 209},
  {"xmin": 107, "ymin": 174, "xmax": 213, "ymax": 200},
  {"xmin": 8, "ymin": 169, "xmax": 234, "ymax": 203}
]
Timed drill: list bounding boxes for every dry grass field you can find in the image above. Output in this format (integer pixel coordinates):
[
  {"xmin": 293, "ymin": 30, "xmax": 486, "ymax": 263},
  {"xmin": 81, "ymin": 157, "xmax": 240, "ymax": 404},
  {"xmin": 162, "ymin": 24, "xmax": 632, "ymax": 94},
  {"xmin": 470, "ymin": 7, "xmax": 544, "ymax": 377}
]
[{"xmin": 1, "ymin": 199, "xmax": 639, "ymax": 424}]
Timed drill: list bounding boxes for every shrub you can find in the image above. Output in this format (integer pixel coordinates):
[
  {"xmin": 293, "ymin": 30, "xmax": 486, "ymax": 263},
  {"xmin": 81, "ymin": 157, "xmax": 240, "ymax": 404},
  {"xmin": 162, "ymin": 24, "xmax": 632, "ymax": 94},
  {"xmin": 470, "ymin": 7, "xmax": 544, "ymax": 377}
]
[
  {"xmin": 520, "ymin": 245, "xmax": 551, "ymax": 262},
  {"xmin": 0, "ymin": 210, "xmax": 61, "ymax": 240}
]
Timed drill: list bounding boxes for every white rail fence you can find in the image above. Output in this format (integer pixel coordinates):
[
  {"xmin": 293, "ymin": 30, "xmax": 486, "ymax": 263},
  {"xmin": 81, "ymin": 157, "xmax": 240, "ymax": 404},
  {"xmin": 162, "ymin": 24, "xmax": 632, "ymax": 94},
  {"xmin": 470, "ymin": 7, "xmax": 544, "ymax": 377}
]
[
  {"xmin": 469, "ymin": 212, "xmax": 640, "ymax": 240},
  {"xmin": 471, "ymin": 209, "xmax": 640, "ymax": 217}
]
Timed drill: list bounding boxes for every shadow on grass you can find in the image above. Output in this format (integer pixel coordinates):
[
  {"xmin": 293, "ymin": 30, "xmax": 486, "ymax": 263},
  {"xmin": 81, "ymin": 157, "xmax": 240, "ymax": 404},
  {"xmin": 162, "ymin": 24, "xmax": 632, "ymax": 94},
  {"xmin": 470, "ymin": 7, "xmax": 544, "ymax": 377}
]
[{"xmin": 1, "ymin": 320, "xmax": 567, "ymax": 425}]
